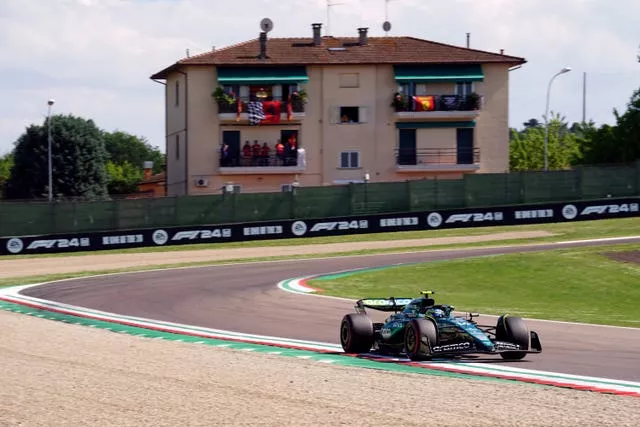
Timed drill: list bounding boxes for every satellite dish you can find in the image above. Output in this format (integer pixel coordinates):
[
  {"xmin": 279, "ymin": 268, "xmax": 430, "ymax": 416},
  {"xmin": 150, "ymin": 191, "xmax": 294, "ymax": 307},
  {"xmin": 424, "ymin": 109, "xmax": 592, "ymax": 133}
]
[
  {"xmin": 260, "ymin": 18, "xmax": 274, "ymax": 33},
  {"xmin": 383, "ymin": 21, "xmax": 392, "ymax": 32}
]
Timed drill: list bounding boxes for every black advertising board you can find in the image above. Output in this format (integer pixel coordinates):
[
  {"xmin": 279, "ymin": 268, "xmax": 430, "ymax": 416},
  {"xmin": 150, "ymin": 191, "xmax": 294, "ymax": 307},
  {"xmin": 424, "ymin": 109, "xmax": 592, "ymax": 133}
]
[{"xmin": 1, "ymin": 197, "xmax": 638, "ymax": 256}]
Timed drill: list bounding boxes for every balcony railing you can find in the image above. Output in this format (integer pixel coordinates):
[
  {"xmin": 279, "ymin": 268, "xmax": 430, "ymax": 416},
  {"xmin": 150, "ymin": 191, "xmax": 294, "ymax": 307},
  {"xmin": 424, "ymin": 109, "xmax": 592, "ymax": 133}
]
[
  {"xmin": 217, "ymin": 96, "xmax": 306, "ymax": 115},
  {"xmin": 395, "ymin": 147, "xmax": 480, "ymax": 166},
  {"xmin": 392, "ymin": 94, "xmax": 482, "ymax": 113},
  {"xmin": 220, "ymin": 153, "xmax": 302, "ymax": 168}
]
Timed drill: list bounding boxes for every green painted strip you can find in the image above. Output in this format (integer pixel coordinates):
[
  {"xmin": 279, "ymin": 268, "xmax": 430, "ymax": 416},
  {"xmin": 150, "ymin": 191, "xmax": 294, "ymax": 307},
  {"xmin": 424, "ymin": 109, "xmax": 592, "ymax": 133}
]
[{"xmin": 0, "ymin": 300, "xmax": 507, "ymax": 384}]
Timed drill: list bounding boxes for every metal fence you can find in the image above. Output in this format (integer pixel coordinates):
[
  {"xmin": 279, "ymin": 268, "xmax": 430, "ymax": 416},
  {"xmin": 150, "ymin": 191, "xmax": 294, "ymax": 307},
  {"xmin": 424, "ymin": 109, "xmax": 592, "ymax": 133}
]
[{"xmin": 1, "ymin": 161, "xmax": 639, "ymax": 237}]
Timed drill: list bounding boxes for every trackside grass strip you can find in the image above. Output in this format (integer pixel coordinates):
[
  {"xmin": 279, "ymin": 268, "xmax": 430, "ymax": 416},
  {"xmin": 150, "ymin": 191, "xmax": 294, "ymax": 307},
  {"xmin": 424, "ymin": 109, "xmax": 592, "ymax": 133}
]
[{"xmin": 308, "ymin": 243, "xmax": 640, "ymax": 327}]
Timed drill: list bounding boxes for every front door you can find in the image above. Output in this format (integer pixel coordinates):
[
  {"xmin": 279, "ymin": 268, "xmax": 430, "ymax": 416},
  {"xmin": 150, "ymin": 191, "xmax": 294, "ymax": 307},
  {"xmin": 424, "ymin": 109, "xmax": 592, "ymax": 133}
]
[
  {"xmin": 456, "ymin": 128, "xmax": 474, "ymax": 164},
  {"xmin": 398, "ymin": 129, "xmax": 417, "ymax": 165},
  {"xmin": 222, "ymin": 130, "xmax": 240, "ymax": 166}
]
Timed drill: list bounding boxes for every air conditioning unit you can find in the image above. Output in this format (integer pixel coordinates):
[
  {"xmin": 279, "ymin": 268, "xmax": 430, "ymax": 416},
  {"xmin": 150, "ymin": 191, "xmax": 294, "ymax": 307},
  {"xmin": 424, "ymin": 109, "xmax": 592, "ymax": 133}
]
[
  {"xmin": 194, "ymin": 177, "xmax": 209, "ymax": 187},
  {"xmin": 281, "ymin": 184, "xmax": 293, "ymax": 192}
]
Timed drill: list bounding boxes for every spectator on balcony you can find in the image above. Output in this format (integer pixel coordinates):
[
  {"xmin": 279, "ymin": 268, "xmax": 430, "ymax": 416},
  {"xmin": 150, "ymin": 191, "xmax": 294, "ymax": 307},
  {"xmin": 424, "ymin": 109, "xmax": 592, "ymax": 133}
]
[
  {"xmin": 252, "ymin": 140, "xmax": 261, "ymax": 165},
  {"xmin": 275, "ymin": 140, "xmax": 285, "ymax": 165},
  {"xmin": 285, "ymin": 135, "xmax": 298, "ymax": 166},
  {"xmin": 242, "ymin": 141, "xmax": 251, "ymax": 166},
  {"xmin": 220, "ymin": 143, "xmax": 229, "ymax": 167},
  {"xmin": 261, "ymin": 142, "xmax": 270, "ymax": 166}
]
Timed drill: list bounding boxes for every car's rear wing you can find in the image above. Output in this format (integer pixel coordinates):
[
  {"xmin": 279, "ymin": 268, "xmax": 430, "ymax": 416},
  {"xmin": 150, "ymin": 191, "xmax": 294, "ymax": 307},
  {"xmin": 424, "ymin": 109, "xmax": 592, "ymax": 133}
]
[{"xmin": 356, "ymin": 297, "xmax": 413, "ymax": 312}]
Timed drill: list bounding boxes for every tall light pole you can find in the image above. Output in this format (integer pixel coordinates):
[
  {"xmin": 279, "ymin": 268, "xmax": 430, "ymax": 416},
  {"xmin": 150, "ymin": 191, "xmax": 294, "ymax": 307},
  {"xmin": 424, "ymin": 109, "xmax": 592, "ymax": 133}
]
[
  {"xmin": 543, "ymin": 67, "xmax": 571, "ymax": 171},
  {"xmin": 47, "ymin": 99, "xmax": 55, "ymax": 201}
]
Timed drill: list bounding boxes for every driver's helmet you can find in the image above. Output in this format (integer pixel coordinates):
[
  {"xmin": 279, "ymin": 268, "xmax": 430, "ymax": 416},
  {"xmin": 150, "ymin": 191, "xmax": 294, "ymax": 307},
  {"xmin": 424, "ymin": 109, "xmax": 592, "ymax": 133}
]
[{"xmin": 429, "ymin": 308, "xmax": 446, "ymax": 318}]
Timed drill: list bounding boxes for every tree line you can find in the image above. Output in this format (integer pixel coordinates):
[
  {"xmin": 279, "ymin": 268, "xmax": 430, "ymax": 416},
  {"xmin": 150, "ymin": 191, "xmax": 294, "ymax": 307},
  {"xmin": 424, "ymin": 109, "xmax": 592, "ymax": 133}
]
[
  {"xmin": 0, "ymin": 114, "xmax": 164, "ymax": 200},
  {"xmin": 510, "ymin": 86, "xmax": 640, "ymax": 171}
]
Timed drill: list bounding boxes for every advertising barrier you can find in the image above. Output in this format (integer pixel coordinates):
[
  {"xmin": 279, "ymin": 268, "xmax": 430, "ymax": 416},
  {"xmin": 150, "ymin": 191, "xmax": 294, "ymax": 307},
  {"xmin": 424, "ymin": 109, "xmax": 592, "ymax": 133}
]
[{"xmin": 1, "ymin": 197, "xmax": 638, "ymax": 256}]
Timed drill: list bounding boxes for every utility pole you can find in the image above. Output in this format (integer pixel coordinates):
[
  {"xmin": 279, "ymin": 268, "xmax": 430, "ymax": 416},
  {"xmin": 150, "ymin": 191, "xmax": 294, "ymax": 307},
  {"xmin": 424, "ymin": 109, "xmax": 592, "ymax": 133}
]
[
  {"xmin": 582, "ymin": 72, "xmax": 587, "ymax": 123},
  {"xmin": 47, "ymin": 99, "xmax": 55, "ymax": 201}
]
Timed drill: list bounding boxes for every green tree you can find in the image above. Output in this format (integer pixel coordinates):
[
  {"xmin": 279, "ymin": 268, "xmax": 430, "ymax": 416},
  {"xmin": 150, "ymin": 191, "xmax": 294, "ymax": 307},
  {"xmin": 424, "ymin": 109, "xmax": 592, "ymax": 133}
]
[
  {"xmin": 104, "ymin": 131, "xmax": 164, "ymax": 174},
  {"xmin": 105, "ymin": 160, "xmax": 144, "ymax": 195},
  {"xmin": 509, "ymin": 112, "xmax": 581, "ymax": 171},
  {"xmin": 576, "ymin": 88, "xmax": 640, "ymax": 164},
  {"xmin": 3, "ymin": 114, "xmax": 109, "ymax": 200},
  {"xmin": 0, "ymin": 152, "xmax": 13, "ymax": 197}
]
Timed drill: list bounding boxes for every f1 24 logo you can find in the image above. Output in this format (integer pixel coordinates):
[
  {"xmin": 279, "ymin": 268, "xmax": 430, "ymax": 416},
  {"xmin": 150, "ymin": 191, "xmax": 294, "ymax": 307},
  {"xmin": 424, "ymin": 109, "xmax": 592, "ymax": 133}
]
[
  {"xmin": 309, "ymin": 220, "xmax": 369, "ymax": 232},
  {"xmin": 580, "ymin": 203, "xmax": 638, "ymax": 216},
  {"xmin": 445, "ymin": 212, "xmax": 504, "ymax": 223}
]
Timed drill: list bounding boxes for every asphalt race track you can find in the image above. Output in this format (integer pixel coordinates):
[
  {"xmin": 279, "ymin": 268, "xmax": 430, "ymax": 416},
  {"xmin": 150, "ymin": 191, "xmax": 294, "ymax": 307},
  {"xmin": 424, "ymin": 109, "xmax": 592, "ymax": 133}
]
[{"xmin": 21, "ymin": 239, "xmax": 640, "ymax": 382}]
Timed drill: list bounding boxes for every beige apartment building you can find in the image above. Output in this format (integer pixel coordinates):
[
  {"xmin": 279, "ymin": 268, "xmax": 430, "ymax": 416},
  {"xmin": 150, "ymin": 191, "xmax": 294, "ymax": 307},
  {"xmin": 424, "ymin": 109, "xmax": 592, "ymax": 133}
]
[{"xmin": 151, "ymin": 23, "xmax": 526, "ymax": 196}]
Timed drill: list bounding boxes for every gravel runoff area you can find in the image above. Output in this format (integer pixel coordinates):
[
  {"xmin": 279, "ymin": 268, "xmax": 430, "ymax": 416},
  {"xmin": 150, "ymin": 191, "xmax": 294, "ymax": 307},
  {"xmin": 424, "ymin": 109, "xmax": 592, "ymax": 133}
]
[{"xmin": 2, "ymin": 230, "xmax": 640, "ymax": 426}]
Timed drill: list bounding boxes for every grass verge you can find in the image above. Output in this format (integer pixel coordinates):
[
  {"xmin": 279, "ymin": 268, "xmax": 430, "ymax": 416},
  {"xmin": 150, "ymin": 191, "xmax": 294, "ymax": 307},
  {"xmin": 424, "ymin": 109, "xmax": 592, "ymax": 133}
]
[
  {"xmin": 2, "ymin": 217, "xmax": 640, "ymax": 259},
  {"xmin": 307, "ymin": 243, "xmax": 640, "ymax": 327}
]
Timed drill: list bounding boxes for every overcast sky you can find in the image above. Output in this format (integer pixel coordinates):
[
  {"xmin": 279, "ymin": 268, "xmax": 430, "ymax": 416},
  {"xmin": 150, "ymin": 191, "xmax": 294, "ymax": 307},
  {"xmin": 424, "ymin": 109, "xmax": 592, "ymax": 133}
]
[{"xmin": 1, "ymin": 0, "xmax": 638, "ymax": 155}]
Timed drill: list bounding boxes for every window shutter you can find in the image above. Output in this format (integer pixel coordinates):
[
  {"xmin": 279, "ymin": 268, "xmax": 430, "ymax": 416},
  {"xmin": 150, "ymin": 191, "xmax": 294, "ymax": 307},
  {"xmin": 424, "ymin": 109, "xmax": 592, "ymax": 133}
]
[
  {"xmin": 415, "ymin": 84, "xmax": 427, "ymax": 96},
  {"xmin": 340, "ymin": 152, "xmax": 349, "ymax": 168},
  {"xmin": 272, "ymin": 85, "xmax": 282, "ymax": 99},
  {"xmin": 350, "ymin": 152, "xmax": 359, "ymax": 168},
  {"xmin": 358, "ymin": 106, "xmax": 368, "ymax": 123},
  {"xmin": 331, "ymin": 106, "xmax": 341, "ymax": 124}
]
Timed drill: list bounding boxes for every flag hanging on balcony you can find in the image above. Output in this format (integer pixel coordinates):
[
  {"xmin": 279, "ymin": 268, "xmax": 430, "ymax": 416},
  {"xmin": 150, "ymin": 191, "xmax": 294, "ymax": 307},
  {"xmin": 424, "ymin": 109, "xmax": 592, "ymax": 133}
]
[
  {"xmin": 247, "ymin": 101, "xmax": 265, "ymax": 125},
  {"xmin": 260, "ymin": 101, "xmax": 282, "ymax": 125},
  {"xmin": 236, "ymin": 98, "xmax": 242, "ymax": 121},
  {"xmin": 287, "ymin": 94, "xmax": 293, "ymax": 121},
  {"xmin": 412, "ymin": 96, "xmax": 436, "ymax": 111}
]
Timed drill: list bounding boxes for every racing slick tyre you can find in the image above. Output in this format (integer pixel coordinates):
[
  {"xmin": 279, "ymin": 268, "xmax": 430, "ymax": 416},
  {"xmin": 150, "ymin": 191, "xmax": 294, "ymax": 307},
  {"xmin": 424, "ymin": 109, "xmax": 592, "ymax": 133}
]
[
  {"xmin": 404, "ymin": 319, "xmax": 438, "ymax": 361},
  {"xmin": 496, "ymin": 315, "xmax": 529, "ymax": 360},
  {"xmin": 340, "ymin": 313, "xmax": 374, "ymax": 354}
]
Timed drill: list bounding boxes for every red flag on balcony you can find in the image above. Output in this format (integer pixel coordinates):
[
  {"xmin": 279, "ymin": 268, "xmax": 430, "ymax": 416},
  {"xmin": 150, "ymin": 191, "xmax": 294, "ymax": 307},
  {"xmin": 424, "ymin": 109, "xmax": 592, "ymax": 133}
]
[
  {"xmin": 287, "ymin": 94, "xmax": 293, "ymax": 121},
  {"xmin": 412, "ymin": 96, "xmax": 436, "ymax": 111},
  {"xmin": 236, "ymin": 98, "xmax": 242, "ymax": 121},
  {"xmin": 260, "ymin": 101, "xmax": 281, "ymax": 124}
]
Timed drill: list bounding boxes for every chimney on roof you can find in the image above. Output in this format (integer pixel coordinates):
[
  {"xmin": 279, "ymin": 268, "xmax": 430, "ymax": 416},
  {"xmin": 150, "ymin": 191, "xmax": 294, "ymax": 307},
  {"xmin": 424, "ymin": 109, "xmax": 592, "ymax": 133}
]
[
  {"xmin": 466, "ymin": 33, "xmax": 470, "ymax": 48},
  {"xmin": 258, "ymin": 31, "xmax": 267, "ymax": 59},
  {"xmin": 500, "ymin": 49, "xmax": 504, "ymax": 55},
  {"xmin": 358, "ymin": 27, "xmax": 369, "ymax": 46},
  {"xmin": 312, "ymin": 23, "xmax": 322, "ymax": 45},
  {"xmin": 143, "ymin": 161, "xmax": 154, "ymax": 179}
]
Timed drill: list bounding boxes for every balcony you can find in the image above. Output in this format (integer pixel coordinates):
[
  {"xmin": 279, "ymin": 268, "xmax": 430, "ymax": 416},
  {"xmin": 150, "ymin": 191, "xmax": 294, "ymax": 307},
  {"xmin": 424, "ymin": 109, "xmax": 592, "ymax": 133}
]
[
  {"xmin": 395, "ymin": 147, "xmax": 480, "ymax": 172},
  {"xmin": 215, "ymin": 93, "xmax": 306, "ymax": 123},
  {"xmin": 392, "ymin": 93, "xmax": 482, "ymax": 120},
  {"xmin": 218, "ymin": 153, "xmax": 306, "ymax": 175}
]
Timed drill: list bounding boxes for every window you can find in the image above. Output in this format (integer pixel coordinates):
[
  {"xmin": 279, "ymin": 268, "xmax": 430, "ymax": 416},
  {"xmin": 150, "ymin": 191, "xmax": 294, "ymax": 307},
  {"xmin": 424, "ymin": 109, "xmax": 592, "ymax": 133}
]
[
  {"xmin": 415, "ymin": 84, "xmax": 428, "ymax": 96},
  {"xmin": 175, "ymin": 81, "xmax": 180, "ymax": 107},
  {"xmin": 175, "ymin": 134, "xmax": 180, "ymax": 160},
  {"xmin": 340, "ymin": 107, "xmax": 359, "ymax": 123},
  {"xmin": 455, "ymin": 82, "xmax": 474, "ymax": 97},
  {"xmin": 340, "ymin": 151, "xmax": 360, "ymax": 168},
  {"xmin": 339, "ymin": 73, "xmax": 359, "ymax": 88}
]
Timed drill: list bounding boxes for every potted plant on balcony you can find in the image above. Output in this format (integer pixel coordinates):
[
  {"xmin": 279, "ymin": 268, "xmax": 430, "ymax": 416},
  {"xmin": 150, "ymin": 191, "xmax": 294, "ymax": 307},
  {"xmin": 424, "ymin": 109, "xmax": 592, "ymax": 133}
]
[
  {"xmin": 212, "ymin": 86, "xmax": 238, "ymax": 113},
  {"xmin": 391, "ymin": 92, "xmax": 410, "ymax": 112},
  {"xmin": 466, "ymin": 92, "xmax": 481, "ymax": 110},
  {"xmin": 290, "ymin": 89, "xmax": 308, "ymax": 113}
]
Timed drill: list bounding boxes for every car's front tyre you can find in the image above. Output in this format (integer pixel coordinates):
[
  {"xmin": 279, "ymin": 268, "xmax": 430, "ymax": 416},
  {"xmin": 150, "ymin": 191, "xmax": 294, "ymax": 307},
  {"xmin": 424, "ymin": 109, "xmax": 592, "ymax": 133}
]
[
  {"xmin": 340, "ymin": 313, "xmax": 374, "ymax": 354},
  {"xmin": 496, "ymin": 315, "xmax": 529, "ymax": 360}
]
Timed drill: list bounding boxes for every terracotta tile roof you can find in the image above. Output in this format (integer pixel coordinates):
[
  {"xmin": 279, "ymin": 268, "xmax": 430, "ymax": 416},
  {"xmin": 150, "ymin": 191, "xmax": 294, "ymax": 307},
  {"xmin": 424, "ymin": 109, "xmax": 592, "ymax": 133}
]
[
  {"xmin": 139, "ymin": 171, "xmax": 166, "ymax": 184},
  {"xmin": 151, "ymin": 36, "xmax": 525, "ymax": 79}
]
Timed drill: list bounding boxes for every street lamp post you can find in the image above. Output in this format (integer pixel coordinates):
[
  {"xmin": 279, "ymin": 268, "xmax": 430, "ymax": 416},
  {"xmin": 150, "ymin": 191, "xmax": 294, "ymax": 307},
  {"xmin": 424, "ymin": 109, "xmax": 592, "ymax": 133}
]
[
  {"xmin": 47, "ymin": 99, "xmax": 55, "ymax": 201},
  {"xmin": 543, "ymin": 67, "xmax": 571, "ymax": 171}
]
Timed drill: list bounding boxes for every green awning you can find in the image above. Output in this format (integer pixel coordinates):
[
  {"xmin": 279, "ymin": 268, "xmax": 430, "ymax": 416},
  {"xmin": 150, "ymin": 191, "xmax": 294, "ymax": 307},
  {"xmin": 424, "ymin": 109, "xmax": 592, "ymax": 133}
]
[
  {"xmin": 395, "ymin": 121, "xmax": 476, "ymax": 129},
  {"xmin": 217, "ymin": 66, "xmax": 308, "ymax": 84},
  {"xmin": 393, "ymin": 64, "xmax": 484, "ymax": 83}
]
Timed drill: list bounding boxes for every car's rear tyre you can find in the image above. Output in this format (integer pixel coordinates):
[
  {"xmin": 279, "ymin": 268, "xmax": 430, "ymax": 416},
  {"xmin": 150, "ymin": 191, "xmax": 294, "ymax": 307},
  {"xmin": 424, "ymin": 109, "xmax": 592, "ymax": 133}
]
[
  {"xmin": 340, "ymin": 313, "xmax": 374, "ymax": 354},
  {"xmin": 404, "ymin": 319, "xmax": 438, "ymax": 361},
  {"xmin": 496, "ymin": 315, "xmax": 529, "ymax": 360}
]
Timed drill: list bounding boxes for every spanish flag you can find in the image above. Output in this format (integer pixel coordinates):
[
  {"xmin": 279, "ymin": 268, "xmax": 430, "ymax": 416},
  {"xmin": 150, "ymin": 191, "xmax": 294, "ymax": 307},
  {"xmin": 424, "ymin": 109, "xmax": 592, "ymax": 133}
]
[{"xmin": 413, "ymin": 96, "xmax": 436, "ymax": 112}]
